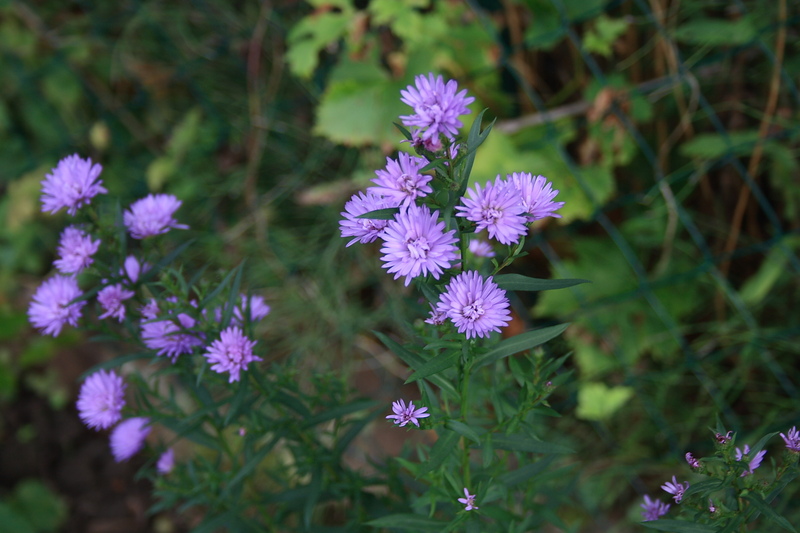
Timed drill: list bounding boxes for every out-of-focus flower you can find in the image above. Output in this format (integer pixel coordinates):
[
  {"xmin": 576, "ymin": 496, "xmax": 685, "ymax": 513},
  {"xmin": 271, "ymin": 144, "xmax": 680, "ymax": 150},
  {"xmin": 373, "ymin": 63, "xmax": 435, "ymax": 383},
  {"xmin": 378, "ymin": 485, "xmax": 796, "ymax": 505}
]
[
  {"xmin": 123, "ymin": 255, "xmax": 150, "ymax": 284},
  {"xmin": 97, "ymin": 284, "xmax": 135, "ymax": 322},
  {"xmin": 339, "ymin": 191, "xmax": 398, "ymax": 247},
  {"xmin": 368, "ymin": 152, "xmax": 432, "ymax": 205},
  {"xmin": 28, "ymin": 275, "xmax": 85, "ymax": 337},
  {"xmin": 468, "ymin": 239, "xmax": 495, "ymax": 258},
  {"xmin": 110, "ymin": 417, "xmax": 151, "ymax": 462},
  {"xmin": 157, "ymin": 448, "xmax": 175, "ymax": 474},
  {"xmin": 735, "ymin": 444, "xmax": 766, "ymax": 476},
  {"xmin": 715, "ymin": 431, "xmax": 733, "ymax": 444},
  {"xmin": 40, "ymin": 154, "xmax": 107, "ymax": 215},
  {"xmin": 435, "ymin": 270, "xmax": 511, "ymax": 339},
  {"xmin": 640, "ymin": 495, "xmax": 670, "ymax": 521},
  {"xmin": 457, "ymin": 488, "xmax": 479, "ymax": 511},
  {"xmin": 780, "ymin": 426, "xmax": 800, "ymax": 452},
  {"xmin": 424, "ymin": 303, "xmax": 447, "ymax": 326},
  {"xmin": 386, "ymin": 399, "xmax": 430, "ymax": 428},
  {"xmin": 507, "ymin": 172, "xmax": 564, "ymax": 223},
  {"xmin": 233, "ymin": 294, "xmax": 271, "ymax": 324},
  {"xmin": 203, "ymin": 326, "xmax": 261, "ymax": 383},
  {"xmin": 53, "ymin": 226, "xmax": 101, "ymax": 274},
  {"xmin": 685, "ymin": 452, "xmax": 701, "ymax": 469},
  {"xmin": 456, "ymin": 178, "xmax": 528, "ymax": 245},
  {"xmin": 124, "ymin": 194, "xmax": 188, "ymax": 239},
  {"xmin": 141, "ymin": 302, "xmax": 203, "ymax": 361},
  {"xmin": 400, "ymin": 73, "xmax": 474, "ymax": 142},
  {"xmin": 76, "ymin": 370, "xmax": 126, "ymax": 430},
  {"xmin": 661, "ymin": 476, "xmax": 689, "ymax": 503},
  {"xmin": 380, "ymin": 204, "xmax": 458, "ymax": 286}
]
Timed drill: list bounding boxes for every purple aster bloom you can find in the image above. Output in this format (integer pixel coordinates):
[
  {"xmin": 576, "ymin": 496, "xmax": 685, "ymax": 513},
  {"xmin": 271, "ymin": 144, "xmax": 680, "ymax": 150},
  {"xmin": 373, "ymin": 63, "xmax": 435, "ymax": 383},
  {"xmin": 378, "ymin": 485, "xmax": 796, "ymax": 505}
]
[
  {"xmin": 123, "ymin": 255, "xmax": 150, "ymax": 284},
  {"xmin": 110, "ymin": 417, "xmax": 151, "ymax": 462},
  {"xmin": 141, "ymin": 303, "xmax": 203, "ymax": 362},
  {"xmin": 28, "ymin": 275, "xmax": 85, "ymax": 337},
  {"xmin": 368, "ymin": 152, "xmax": 432, "ymax": 205},
  {"xmin": 661, "ymin": 476, "xmax": 689, "ymax": 503},
  {"xmin": 435, "ymin": 270, "xmax": 511, "ymax": 339},
  {"xmin": 124, "ymin": 194, "xmax": 188, "ymax": 239},
  {"xmin": 97, "ymin": 284, "xmax": 135, "ymax": 322},
  {"xmin": 379, "ymin": 204, "xmax": 459, "ymax": 286},
  {"xmin": 424, "ymin": 303, "xmax": 447, "ymax": 326},
  {"xmin": 400, "ymin": 73, "xmax": 474, "ymax": 142},
  {"xmin": 339, "ymin": 191, "xmax": 399, "ymax": 247},
  {"xmin": 40, "ymin": 154, "xmax": 107, "ymax": 216},
  {"xmin": 456, "ymin": 178, "xmax": 528, "ymax": 245},
  {"xmin": 53, "ymin": 226, "xmax": 101, "ymax": 274},
  {"xmin": 76, "ymin": 369, "xmax": 126, "ymax": 430},
  {"xmin": 685, "ymin": 452, "xmax": 701, "ymax": 469},
  {"xmin": 640, "ymin": 495, "xmax": 670, "ymax": 521},
  {"xmin": 457, "ymin": 488, "xmax": 479, "ymax": 511},
  {"xmin": 468, "ymin": 238, "xmax": 495, "ymax": 258},
  {"xmin": 780, "ymin": 426, "xmax": 800, "ymax": 452},
  {"xmin": 203, "ymin": 326, "xmax": 261, "ymax": 383},
  {"xmin": 386, "ymin": 399, "xmax": 430, "ymax": 428},
  {"xmin": 233, "ymin": 294, "xmax": 271, "ymax": 324},
  {"xmin": 157, "ymin": 448, "xmax": 175, "ymax": 474},
  {"xmin": 508, "ymin": 172, "xmax": 565, "ymax": 222},
  {"xmin": 735, "ymin": 444, "xmax": 767, "ymax": 476}
]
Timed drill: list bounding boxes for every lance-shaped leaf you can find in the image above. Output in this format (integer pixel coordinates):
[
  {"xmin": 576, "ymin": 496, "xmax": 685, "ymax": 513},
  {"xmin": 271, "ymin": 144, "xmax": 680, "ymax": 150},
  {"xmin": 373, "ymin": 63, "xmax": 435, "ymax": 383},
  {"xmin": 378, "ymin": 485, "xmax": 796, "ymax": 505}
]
[
  {"xmin": 474, "ymin": 324, "xmax": 569, "ymax": 369},
  {"xmin": 405, "ymin": 349, "xmax": 460, "ymax": 383},
  {"xmin": 355, "ymin": 207, "xmax": 400, "ymax": 220},
  {"xmin": 417, "ymin": 430, "xmax": 460, "ymax": 477},
  {"xmin": 494, "ymin": 273, "xmax": 589, "ymax": 292}
]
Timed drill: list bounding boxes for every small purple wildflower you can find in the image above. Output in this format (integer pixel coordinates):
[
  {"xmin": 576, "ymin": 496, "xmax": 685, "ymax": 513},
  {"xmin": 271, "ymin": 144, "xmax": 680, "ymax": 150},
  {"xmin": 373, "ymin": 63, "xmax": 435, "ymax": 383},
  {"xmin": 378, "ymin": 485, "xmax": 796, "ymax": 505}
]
[
  {"xmin": 28, "ymin": 275, "xmax": 85, "ymax": 337},
  {"xmin": 424, "ymin": 303, "xmax": 447, "ymax": 326},
  {"xmin": 124, "ymin": 194, "xmax": 188, "ymax": 239},
  {"xmin": 97, "ymin": 284, "xmax": 135, "ymax": 322},
  {"xmin": 368, "ymin": 152, "xmax": 432, "ymax": 206},
  {"xmin": 386, "ymin": 399, "xmax": 430, "ymax": 428},
  {"xmin": 76, "ymin": 369, "xmax": 126, "ymax": 430},
  {"xmin": 508, "ymin": 172, "xmax": 565, "ymax": 222},
  {"xmin": 685, "ymin": 452, "xmax": 701, "ymax": 469},
  {"xmin": 661, "ymin": 476, "xmax": 689, "ymax": 503},
  {"xmin": 468, "ymin": 238, "xmax": 495, "ymax": 258},
  {"xmin": 53, "ymin": 226, "xmax": 101, "ymax": 274},
  {"xmin": 141, "ymin": 303, "xmax": 203, "ymax": 362},
  {"xmin": 339, "ymin": 191, "xmax": 398, "ymax": 247},
  {"xmin": 203, "ymin": 326, "xmax": 261, "ymax": 383},
  {"xmin": 640, "ymin": 495, "xmax": 670, "ymax": 521},
  {"xmin": 735, "ymin": 444, "xmax": 766, "ymax": 476},
  {"xmin": 233, "ymin": 294, "xmax": 271, "ymax": 324},
  {"xmin": 456, "ymin": 178, "xmax": 528, "ymax": 245},
  {"xmin": 110, "ymin": 417, "xmax": 151, "ymax": 462},
  {"xmin": 40, "ymin": 154, "xmax": 107, "ymax": 216},
  {"xmin": 457, "ymin": 488, "xmax": 479, "ymax": 511},
  {"xmin": 708, "ymin": 499, "xmax": 717, "ymax": 514},
  {"xmin": 435, "ymin": 270, "xmax": 511, "ymax": 339},
  {"xmin": 400, "ymin": 73, "xmax": 474, "ymax": 142},
  {"xmin": 157, "ymin": 448, "xmax": 175, "ymax": 475},
  {"xmin": 715, "ymin": 431, "xmax": 733, "ymax": 444},
  {"xmin": 780, "ymin": 426, "xmax": 800, "ymax": 452},
  {"xmin": 380, "ymin": 204, "xmax": 458, "ymax": 286},
  {"xmin": 123, "ymin": 255, "xmax": 150, "ymax": 284}
]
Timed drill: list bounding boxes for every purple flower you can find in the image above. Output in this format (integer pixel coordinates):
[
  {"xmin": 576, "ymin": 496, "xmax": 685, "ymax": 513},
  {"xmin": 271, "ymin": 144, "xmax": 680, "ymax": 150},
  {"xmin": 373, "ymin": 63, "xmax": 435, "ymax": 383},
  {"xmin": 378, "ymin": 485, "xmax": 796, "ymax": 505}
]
[
  {"xmin": 123, "ymin": 255, "xmax": 150, "ymax": 284},
  {"xmin": 435, "ymin": 270, "xmax": 511, "ymax": 339},
  {"xmin": 708, "ymin": 499, "xmax": 717, "ymax": 514},
  {"xmin": 76, "ymin": 369, "xmax": 126, "ymax": 430},
  {"xmin": 400, "ymin": 73, "xmax": 474, "ymax": 142},
  {"xmin": 456, "ymin": 178, "xmax": 528, "ymax": 245},
  {"xmin": 379, "ymin": 204, "xmax": 458, "ymax": 286},
  {"xmin": 715, "ymin": 431, "xmax": 733, "ymax": 444},
  {"xmin": 368, "ymin": 152, "xmax": 432, "ymax": 205},
  {"xmin": 233, "ymin": 294, "xmax": 271, "ymax": 323},
  {"xmin": 110, "ymin": 417, "xmax": 151, "ymax": 462},
  {"xmin": 424, "ymin": 303, "xmax": 447, "ymax": 326},
  {"xmin": 40, "ymin": 154, "xmax": 107, "ymax": 216},
  {"xmin": 685, "ymin": 452, "xmax": 701, "ymax": 469},
  {"xmin": 780, "ymin": 426, "xmax": 800, "ymax": 452},
  {"xmin": 386, "ymin": 399, "xmax": 430, "ymax": 427},
  {"xmin": 28, "ymin": 275, "xmax": 85, "ymax": 337},
  {"xmin": 339, "ymin": 191, "xmax": 398, "ymax": 247},
  {"xmin": 640, "ymin": 495, "xmax": 670, "ymax": 521},
  {"xmin": 468, "ymin": 238, "xmax": 495, "ymax": 258},
  {"xmin": 661, "ymin": 476, "xmax": 689, "ymax": 503},
  {"xmin": 157, "ymin": 448, "xmax": 175, "ymax": 474},
  {"xmin": 124, "ymin": 194, "xmax": 188, "ymax": 239},
  {"xmin": 53, "ymin": 226, "xmax": 101, "ymax": 274},
  {"xmin": 97, "ymin": 284, "xmax": 135, "ymax": 322},
  {"xmin": 457, "ymin": 488, "xmax": 479, "ymax": 511},
  {"xmin": 203, "ymin": 326, "xmax": 261, "ymax": 383},
  {"xmin": 141, "ymin": 302, "xmax": 203, "ymax": 362},
  {"xmin": 508, "ymin": 172, "xmax": 564, "ymax": 222},
  {"xmin": 735, "ymin": 444, "xmax": 767, "ymax": 476}
]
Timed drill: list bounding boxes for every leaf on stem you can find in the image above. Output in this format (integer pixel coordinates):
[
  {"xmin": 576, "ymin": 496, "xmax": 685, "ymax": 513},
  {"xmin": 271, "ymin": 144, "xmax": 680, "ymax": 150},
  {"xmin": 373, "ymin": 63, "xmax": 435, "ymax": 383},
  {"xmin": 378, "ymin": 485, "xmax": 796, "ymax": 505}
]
[
  {"xmin": 493, "ymin": 274, "xmax": 590, "ymax": 291},
  {"xmin": 473, "ymin": 324, "xmax": 569, "ymax": 370}
]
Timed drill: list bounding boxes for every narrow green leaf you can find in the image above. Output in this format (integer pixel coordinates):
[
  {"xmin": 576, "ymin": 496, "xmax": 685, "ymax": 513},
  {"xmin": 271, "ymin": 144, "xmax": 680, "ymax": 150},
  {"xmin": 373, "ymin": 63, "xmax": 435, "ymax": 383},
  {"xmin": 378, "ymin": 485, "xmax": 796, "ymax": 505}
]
[
  {"xmin": 744, "ymin": 493, "xmax": 797, "ymax": 532},
  {"xmin": 405, "ymin": 349, "xmax": 460, "ymax": 383},
  {"xmin": 373, "ymin": 331, "xmax": 458, "ymax": 396},
  {"xmin": 302, "ymin": 399, "xmax": 376, "ymax": 428},
  {"xmin": 640, "ymin": 519, "xmax": 719, "ymax": 532},
  {"xmin": 682, "ymin": 479, "xmax": 724, "ymax": 499},
  {"xmin": 499, "ymin": 456, "xmax": 555, "ymax": 486},
  {"xmin": 366, "ymin": 514, "xmax": 449, "ymax": 531},
  {"xmin": 491, "ymin": 433, "xmax": 574, "ymax": 454},
  {"xmin": 445, "ymin": 419, "xmax": 481, "ymax": 445},
  {"xmin": 494, "ymin": 274, "xmax": 590, "ymax": 292},
  {"xmin": 355, "ymin": 207, "xmax": 400, "ymax": 220},
  {"xmin": 418, "ymin": 430, "xmax": 460, "ymax": 476},
  {"xmin": 474, "ymin": 324, "xmax": 569, "ymax": 369},
  {"xmin": 221, "ymin": 434, "xmax": 281, "ymax": 498}
]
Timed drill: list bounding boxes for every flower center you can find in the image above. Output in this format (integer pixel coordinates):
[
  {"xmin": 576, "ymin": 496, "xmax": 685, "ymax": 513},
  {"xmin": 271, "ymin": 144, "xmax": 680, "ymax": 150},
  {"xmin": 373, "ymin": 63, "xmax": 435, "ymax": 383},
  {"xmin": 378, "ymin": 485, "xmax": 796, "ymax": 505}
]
[
  {"xmin": 462, "ymin": 300, "xmax": 485, "ymax": 321},
  {"xmin": 407, "ymin": 237, "xmax": 430, "ymax": 259},
  {"xmin": 482, "ymin": 207, "xmax": 502, "ymax": 224}
]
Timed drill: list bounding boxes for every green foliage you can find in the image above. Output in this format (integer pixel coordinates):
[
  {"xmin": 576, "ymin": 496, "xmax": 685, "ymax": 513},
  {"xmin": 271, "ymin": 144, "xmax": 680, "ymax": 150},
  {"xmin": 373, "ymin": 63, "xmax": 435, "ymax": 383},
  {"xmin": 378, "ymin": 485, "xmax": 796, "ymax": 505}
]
[{"xmin": 0, "ymin": 480, "xmax": 67, "ymax": 533}]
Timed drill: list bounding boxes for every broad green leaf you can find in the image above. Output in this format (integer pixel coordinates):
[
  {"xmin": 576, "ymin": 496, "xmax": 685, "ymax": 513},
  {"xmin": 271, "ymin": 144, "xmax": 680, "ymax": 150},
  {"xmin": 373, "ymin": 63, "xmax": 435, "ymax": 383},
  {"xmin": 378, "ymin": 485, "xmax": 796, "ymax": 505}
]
[
  {"xmin": 575, "ymin": 382, "xmax": 633, "ymax": 421},
  {"xmin": 583, "ymin": 15, "xmax": 628, "ymax": 57},
  {"xmin": 641, "ymin": 519, "xmax": 719, "ymax": 532},
  {"xmin": 740, "ymin": 239, "xmax": 800, "ymax": 306},
  {"xmin": 491, "ymin": 434, "xmax": 574, "ymax": 454},
  {"xmin": 418, "ymin": 430, "xmax": 460, "ymax": 476},
  {"xmin": 12, "ymin": 479, "xmax": 67, "ymax": 532},
  {"xmin": 680, "ymin": 131, "xmax": 760, "ymax": 160},
  {"xmin": 286, "ymin": 11, "xmax": 352, "ymax": 78},
  {"xmin": 405, "ymin": 349, "xmax": 460, "ymax": 383},
  {"xmin": 674, "ymin": 17, "xmax": 756, "ymax": 46},
  {"xmin": 744, "ymin": 493, "xmax": 797, "ymax": 532},
  {"xmin": 366, "ymin": 514, "xmax": 449, "ymax": 531},
  {"xmin": 494, "ymin": 274, "xmax": 589, "ymax": 292},
  {"xmin": 474, "ymin": 324, "xmax": 569, "ymax": 369}
]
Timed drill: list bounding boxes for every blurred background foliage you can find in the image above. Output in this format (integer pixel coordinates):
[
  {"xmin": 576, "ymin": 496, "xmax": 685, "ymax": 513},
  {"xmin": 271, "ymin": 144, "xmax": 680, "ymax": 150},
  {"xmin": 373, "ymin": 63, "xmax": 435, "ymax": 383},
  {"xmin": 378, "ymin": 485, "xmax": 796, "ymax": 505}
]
[{"xmin": 1, "ymin": 0, "xmax": 799, "ymax": 530}]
